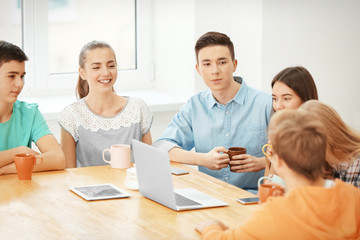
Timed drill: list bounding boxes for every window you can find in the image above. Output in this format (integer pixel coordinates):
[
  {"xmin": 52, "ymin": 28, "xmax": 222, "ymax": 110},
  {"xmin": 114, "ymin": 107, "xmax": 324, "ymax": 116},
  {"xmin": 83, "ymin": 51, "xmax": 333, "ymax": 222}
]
[
  {"xmin": 0, "ymin": 0, "xmax": 22, "ymax": 47},
  {"xmin": 2, "ymin": 0, "xmax": 153, "ymax": 97},
  {"xmin": 48, "ymin": 0, "xmax": 136, "ymax": 74}
]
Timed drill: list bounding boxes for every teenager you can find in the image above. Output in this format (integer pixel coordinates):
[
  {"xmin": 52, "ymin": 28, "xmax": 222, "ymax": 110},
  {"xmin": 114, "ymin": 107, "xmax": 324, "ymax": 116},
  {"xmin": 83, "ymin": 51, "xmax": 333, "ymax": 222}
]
[
  {"xmin": 300, "ymin": 100, "xmax": 360, "ymax": 187},
  {"xmin": 195, "ymin": 109, "xmax": 360, "ymax": 239},
  {"xmin": 59, "ymin": 41, "xmax": 152, "ymax": 167},
  {"xmin": 265, "ymin": 66, "xmax": 319, "ymax": 175},
  {"xmin": 0, "ymin": 41, "xmax": 65, "ymax": 174},
  {"xmin": 154, "ymin": 32, "xmax": 272, "ymax": 190}
]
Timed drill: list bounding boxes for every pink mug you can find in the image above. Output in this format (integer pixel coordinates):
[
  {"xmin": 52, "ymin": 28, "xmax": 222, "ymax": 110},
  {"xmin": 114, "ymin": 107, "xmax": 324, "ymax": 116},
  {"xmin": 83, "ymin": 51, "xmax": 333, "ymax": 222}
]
[{"xmin": 102, "ymin": 144, "xmax": 131, "ymax": 169}]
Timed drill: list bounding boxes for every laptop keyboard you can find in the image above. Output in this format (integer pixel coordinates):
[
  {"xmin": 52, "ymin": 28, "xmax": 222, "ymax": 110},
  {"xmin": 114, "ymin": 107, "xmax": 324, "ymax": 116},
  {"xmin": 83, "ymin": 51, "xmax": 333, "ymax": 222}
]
[{"xmin": 175, "ymin": 193, "xmax": 201, "ymax": 206}]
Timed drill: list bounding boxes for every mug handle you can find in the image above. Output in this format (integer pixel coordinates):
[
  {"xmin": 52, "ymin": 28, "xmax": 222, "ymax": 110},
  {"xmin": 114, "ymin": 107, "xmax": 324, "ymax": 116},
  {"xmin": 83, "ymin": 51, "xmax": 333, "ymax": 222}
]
[
  {"xmin": 258, "ymin": 176, "xmax": 272, "ymax": 188},
  {"xmin": 35, "ymin": 155, "xmax": 43, "ymax": 165},
  {"xmin": 262, "ymin": 144, "xmax": 272, "ymax": 159},
  {"xmin": 102, "ymin": 149, "xmax": 111, "ymax": 164}
]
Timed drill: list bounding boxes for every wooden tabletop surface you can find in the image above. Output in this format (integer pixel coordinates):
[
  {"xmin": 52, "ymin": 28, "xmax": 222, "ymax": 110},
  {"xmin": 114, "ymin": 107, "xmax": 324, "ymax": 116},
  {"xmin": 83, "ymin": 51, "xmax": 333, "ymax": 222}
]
[{"xmin": 0, "ymin": 163, "xmax": 259, "ymax": 240}]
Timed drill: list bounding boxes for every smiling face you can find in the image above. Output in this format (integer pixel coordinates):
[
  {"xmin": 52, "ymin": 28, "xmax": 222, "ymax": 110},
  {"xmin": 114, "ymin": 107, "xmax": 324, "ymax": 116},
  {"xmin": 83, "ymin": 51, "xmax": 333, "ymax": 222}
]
[
  {"xmin": 79, "ymin": 47, "xmax": 117, "ymax": 95},
  {"xmin": 196, "ymin": 45, "xmax": 237, "ymax": 93},
  {"xmin": 272, "ymin": 81, "xmax": 303, "ymax": 112},
  {"xmin": 0, "ymin": 60, "xmax": 25, "ymax": 105}
]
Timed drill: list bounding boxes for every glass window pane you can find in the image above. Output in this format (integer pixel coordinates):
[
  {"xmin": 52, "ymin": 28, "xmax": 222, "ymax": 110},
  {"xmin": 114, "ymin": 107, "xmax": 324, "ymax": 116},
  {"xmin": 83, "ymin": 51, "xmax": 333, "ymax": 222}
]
[
  {"xmin": 48, "ymin": 0, "xmax": 136, "ymax": 74},
  {"xmin": 0, "ymin": 0, "xmax": 22, "ymax": 47}
]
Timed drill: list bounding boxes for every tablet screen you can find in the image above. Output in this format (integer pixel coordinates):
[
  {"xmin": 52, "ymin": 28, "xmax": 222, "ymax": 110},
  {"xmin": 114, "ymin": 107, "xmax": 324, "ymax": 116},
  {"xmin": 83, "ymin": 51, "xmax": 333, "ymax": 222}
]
[{"xmin": 70, "ymin": 183, "xmax": 131, "ymax": 201}]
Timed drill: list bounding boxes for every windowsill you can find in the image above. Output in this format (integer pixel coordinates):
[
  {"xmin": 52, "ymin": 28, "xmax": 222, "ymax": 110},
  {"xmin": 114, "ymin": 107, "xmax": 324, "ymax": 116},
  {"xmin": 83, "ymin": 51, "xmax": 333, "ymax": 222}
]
[{"xmin": 19, "ymin": 89, "xmax": 189, "ymax": 121}]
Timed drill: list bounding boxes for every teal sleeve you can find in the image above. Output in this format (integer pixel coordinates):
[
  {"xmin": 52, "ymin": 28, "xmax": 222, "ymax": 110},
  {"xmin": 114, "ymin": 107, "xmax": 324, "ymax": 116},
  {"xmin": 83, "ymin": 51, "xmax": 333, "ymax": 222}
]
[{"xmin": 31, "ymin": 108, "xmax": 52, "ymax": 144}]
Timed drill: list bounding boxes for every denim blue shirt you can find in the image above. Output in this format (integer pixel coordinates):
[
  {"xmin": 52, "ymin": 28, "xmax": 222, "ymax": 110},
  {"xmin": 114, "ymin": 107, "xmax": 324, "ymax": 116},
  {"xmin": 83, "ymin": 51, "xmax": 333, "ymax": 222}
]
[{"xmin": 155, "ymin": 80, "xmax": 272, "ymax": 190}]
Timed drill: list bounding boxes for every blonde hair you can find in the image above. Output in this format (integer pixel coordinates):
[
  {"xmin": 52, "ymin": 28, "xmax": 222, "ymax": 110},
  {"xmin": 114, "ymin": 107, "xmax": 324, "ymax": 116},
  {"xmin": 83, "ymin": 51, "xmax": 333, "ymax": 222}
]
[
  {"xmin": 300, "ymin": 100, "xmax": 360, "ymax": 164},
  {"xmin": 268, "ymin": 110, "xmax": 327, "ymax": 181}
]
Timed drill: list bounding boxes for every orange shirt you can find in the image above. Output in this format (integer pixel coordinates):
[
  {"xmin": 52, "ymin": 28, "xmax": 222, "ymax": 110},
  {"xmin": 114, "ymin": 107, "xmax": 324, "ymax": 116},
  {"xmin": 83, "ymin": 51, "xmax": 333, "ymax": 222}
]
[{"xmin": 201, "ymin": 179, "xmax": 360, "ymax": 240}]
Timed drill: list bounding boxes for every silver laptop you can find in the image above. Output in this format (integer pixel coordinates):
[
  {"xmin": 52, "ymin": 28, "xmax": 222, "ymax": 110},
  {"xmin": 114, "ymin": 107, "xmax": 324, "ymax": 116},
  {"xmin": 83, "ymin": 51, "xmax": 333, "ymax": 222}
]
[{"xmin": 131, "ymin": 139, "xmax": 228, "ymax": 211}]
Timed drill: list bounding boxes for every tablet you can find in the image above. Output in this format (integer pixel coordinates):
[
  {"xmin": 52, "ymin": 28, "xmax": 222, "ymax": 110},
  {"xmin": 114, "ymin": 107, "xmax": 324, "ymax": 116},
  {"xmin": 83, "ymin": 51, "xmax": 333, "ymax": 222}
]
[{"xmin": 70, "ymin": 183, "xmax": 131, "ymax": 201}]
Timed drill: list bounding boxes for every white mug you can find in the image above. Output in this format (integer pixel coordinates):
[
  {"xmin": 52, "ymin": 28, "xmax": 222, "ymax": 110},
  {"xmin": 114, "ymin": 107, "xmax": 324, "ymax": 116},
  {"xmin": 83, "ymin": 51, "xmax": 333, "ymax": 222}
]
[
  {"xmin": 102, "ymin": 144, "xmax": 131, "ymax": 169},
  {"xmin": 258, "ymin": 174, "xmax": 286, "ymax": 188}
]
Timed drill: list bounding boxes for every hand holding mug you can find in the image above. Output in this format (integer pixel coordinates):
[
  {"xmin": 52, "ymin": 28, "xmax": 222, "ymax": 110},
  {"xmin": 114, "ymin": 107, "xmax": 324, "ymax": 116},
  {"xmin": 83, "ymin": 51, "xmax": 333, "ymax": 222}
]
[{"xmin": 227, "ymin": 147, "xmax": 246, "ymax": 172}]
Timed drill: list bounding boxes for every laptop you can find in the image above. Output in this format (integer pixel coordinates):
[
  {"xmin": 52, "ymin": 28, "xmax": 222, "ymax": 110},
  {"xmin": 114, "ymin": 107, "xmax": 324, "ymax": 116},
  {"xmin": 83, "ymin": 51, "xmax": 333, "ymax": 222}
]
[{"xmin": 131, "ymin": 139, "xmax": 228, "ymax": 211}]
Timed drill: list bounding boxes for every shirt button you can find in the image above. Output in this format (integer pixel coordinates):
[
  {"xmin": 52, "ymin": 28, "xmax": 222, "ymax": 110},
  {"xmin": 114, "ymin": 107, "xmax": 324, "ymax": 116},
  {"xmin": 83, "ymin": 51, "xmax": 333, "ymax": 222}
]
[
  {"xmin": 225, "ymin": 177, "xmax": 229, "ymax": 180},
  {"xmin": 225, "ymin": 111, "xmax": 229, "ymax": 114},
  {"xmin": 226, "ymin": 133, "xmax": 229, "ymax": 137}
]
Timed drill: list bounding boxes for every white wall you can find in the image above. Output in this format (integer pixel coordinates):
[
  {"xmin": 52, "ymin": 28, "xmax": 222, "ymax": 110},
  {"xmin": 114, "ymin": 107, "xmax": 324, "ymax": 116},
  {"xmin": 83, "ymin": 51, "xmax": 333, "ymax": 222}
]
[
  {"xmin": 152, "ymin": 0, "xmax": 196, "ymax": 96},
  {"xmin": 152, "ymin": 0, "xmax": 263, "ymax": 93},
  {"xmin": 194, "ymin": 0, "xmax": 263, "ymax": 91},
  {"xmin": 261, "ymin": 0, "xmax": 360, "ymax": 131}
]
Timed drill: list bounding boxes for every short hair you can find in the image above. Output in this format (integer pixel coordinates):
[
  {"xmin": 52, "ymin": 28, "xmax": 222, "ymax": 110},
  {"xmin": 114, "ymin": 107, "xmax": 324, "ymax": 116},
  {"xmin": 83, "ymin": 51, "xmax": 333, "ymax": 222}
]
[
  {"xmin": 271, "ymin": 66, "xmax": 318, "ymax": 102},
  {"xmin": 194, "ymin": 32, "xmax": 235, "ymax": 62},
  {"xmin": 268, "ymin": 109, "xmax": 327, "ymax": 181},
  {"xmin": 0, "ymin": 41, "xmax": 28, "ymax": 67}
]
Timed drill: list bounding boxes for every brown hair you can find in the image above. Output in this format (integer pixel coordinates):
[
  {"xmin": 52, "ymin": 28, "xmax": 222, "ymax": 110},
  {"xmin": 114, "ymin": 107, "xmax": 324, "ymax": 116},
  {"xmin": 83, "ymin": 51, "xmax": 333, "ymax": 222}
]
[
  {"xmin": 76, "ymin": 40, "xmax": 116, "ymax": 99},
  {"xmin": 268, "ymin": 109, "xmax": 327, "ymax": 181},
  {"xmin": 271, "ymin": 66, "xmax": 318, "ymax": 102},
  {"xmin": 194, "ymin": 32, "xmax": 235, "ymax": 63},
  {"xmin": 300, "ymin": 100, "xmax": 360, "ymax": 164},
  {"xmin": 0, "ymin": 41, "xmax": 28, "ymax": 67}
]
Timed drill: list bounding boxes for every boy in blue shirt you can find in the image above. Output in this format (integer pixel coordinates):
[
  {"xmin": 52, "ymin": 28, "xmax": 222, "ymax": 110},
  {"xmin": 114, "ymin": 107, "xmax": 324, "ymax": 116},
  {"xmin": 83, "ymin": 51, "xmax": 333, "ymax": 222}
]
[
  {"xmin": 0, "ymin": 41, "xmax": 65, "ymax": 174},
  {"xmin": 154, "ymin": 32, "xmax": 272, "ymax": 190}
]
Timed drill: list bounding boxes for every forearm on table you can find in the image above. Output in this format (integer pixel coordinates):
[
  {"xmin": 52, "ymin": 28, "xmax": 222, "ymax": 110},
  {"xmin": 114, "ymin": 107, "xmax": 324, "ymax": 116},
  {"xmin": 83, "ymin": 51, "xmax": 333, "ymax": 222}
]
[
  {"xmin": 33, "ymin": 146, "xmax": 66, "ymax": 172},
  {"xmin": 0, "ymin": 146, "xmax": 36, "ymax": 167},
  {"xmin": 0, "ymin": 163, "xmax": 16, "ymax": 175},
  {"xmin": 169, "ymin": 148, "xmax": 207, "ymax": 166},
  {"xmin": 0, "ymin": 147, "xmax": 65, "ymax": 175},
  {"xmin": 0, "ymin": 148, "xmax": 65, "ymax": 175},
  {"xmin": 0, "ymin": 149, "xmax": 18, "ymax": 167}
]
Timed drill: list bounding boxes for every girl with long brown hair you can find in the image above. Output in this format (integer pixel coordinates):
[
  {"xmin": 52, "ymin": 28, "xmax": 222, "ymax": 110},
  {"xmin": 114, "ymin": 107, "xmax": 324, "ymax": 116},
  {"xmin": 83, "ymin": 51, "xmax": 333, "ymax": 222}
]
[{"xmin": 59, "ymin": 41, "xmax": 153, "ymax": 168}]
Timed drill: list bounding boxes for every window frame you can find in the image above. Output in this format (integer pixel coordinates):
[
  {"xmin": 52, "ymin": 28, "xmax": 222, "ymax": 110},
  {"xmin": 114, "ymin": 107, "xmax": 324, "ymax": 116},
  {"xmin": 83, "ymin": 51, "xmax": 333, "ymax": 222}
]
[{"xmin": 20, "ymin": 0, "xmax": 153, "ymax": 97}]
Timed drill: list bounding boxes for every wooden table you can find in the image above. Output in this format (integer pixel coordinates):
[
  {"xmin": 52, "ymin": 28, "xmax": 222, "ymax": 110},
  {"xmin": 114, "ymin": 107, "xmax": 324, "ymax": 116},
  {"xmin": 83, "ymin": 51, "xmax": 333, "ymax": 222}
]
[{"xmin": 0, "ymin": 163, "xmax": 259, "ymax": 239}]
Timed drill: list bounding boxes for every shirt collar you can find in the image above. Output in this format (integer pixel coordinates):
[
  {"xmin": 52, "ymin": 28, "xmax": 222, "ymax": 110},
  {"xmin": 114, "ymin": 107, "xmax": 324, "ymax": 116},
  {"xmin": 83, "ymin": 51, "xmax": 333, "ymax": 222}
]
[{"xmin": 206, "ymin": 80, "xmax": 248, "ymax": 109}]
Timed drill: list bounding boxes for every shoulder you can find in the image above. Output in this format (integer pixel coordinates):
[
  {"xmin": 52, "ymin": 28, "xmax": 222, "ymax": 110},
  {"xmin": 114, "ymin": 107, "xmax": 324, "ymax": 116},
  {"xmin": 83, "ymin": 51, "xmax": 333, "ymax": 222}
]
[
  {"xmin": 14, "ymin": 100, "xmax": 41, "ymax": 118},
  {"xmin": 242, "ymin": 83, "xmax": 272, "ymax": 110},
  {"xmin": 60, "ymin": 99, "xmax": 86, "ymax": 116},
  {"xmin": 58, "ymin": 99, "xmax": 86, "ymax": 128},
  {"xmin": 246, "ymin": 84, "xmax": 271, "ymax": 100},
  {"xmin": 335, "ymin": 179, "xmax": 360, "ymax": 192},
  {"xmin": 14, "ymin": 100, "xmax": 39, "ymax": 111},
  {"xmin": 126, "ymin": 97, "xmax": 151, "ymax": 115},
  {"xmin": 127, "ymin": 96, "xmax": 149, "ymax": 108},
  {"xmin": 184, "ymin": 90, "xmax": 211, "ymax": 107}
]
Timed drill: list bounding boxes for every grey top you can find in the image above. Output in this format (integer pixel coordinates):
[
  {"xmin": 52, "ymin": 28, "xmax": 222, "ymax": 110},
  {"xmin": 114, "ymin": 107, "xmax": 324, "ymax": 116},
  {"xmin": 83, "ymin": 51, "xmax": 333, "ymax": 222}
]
[{"xmin": 58, "ymin": 97, "xmax": 153, "ymax": 167}]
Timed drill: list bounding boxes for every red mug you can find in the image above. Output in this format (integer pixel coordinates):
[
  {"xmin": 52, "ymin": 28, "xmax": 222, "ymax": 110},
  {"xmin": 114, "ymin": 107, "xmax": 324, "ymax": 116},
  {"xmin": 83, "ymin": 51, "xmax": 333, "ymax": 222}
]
[
  {"xmin": 14, "ymin": 154, "xmax": 43, "ymax": 180},
  {"xmin": 228, "ymin": 147, "xmax": 247, "ymax": 172},
  {"xmin": 258, "ymin": 177, "xmax": 285, "ymax": 203}
]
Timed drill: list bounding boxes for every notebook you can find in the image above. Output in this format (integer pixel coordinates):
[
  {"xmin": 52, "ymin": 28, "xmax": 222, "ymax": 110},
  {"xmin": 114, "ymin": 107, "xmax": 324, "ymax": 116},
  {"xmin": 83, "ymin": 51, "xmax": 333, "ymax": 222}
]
[{"xmin": 131, "ymin": 139, "xmax": 228, "ymax": 211}]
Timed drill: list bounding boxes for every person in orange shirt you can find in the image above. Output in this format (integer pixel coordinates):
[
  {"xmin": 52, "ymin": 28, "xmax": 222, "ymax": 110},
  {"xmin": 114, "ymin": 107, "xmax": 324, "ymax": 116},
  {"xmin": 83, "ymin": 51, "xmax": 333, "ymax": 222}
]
[{"xmin": 195, "ymin": 109, "xmax": 360, "ymax": 239}]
